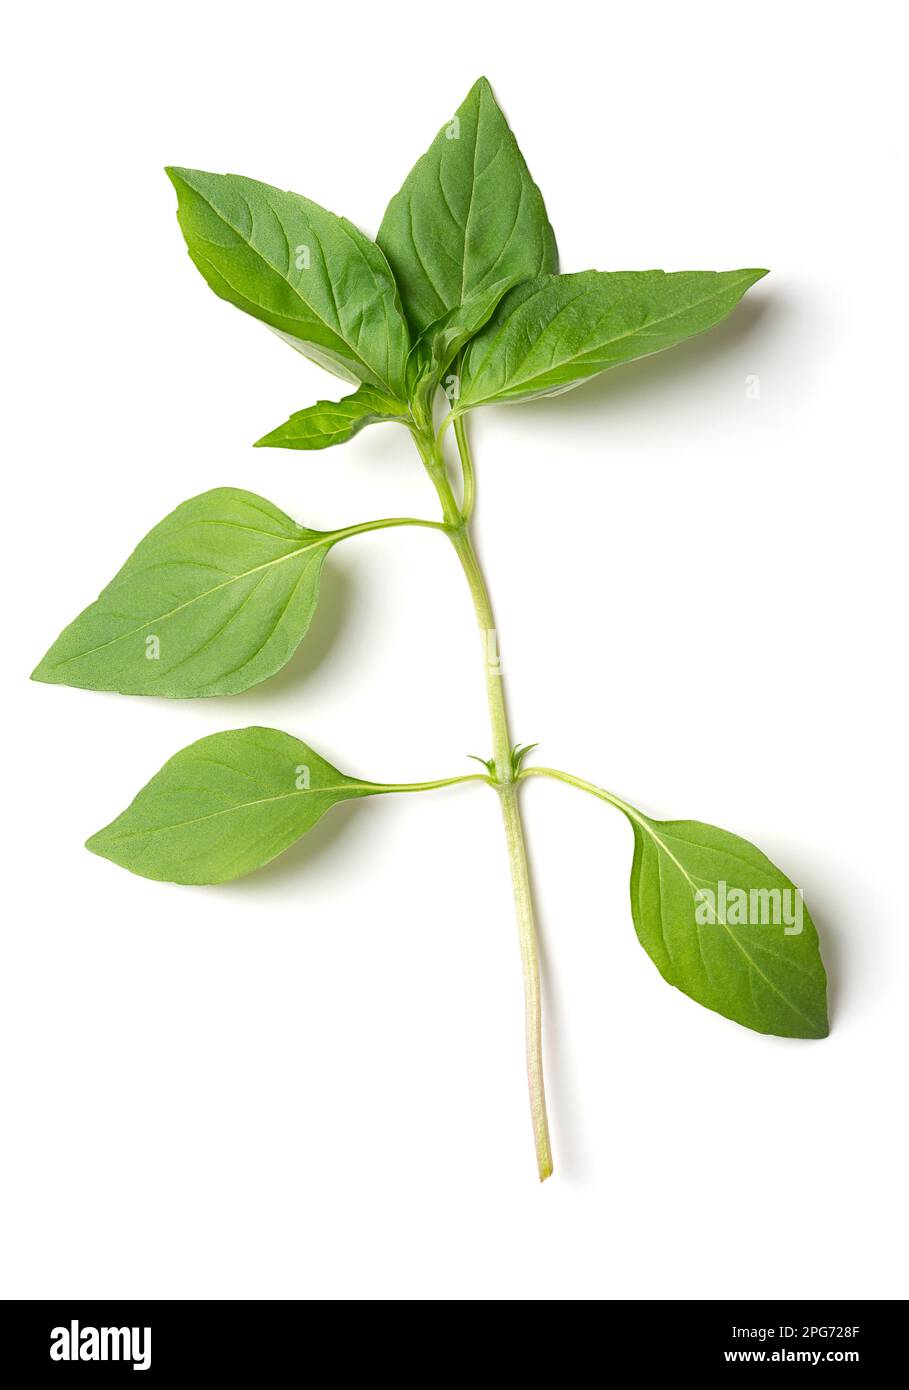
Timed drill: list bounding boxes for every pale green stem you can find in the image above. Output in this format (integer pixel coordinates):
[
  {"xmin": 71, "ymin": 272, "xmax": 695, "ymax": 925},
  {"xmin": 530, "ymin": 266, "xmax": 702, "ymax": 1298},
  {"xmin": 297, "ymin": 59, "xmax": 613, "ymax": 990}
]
[
  {"xmin": 453, "ymin": 415, "xmax": 476, "ymax": 522},
  {"xmin": 414, "ymin": 425, "xmax": 553, "ymax": 1182}
]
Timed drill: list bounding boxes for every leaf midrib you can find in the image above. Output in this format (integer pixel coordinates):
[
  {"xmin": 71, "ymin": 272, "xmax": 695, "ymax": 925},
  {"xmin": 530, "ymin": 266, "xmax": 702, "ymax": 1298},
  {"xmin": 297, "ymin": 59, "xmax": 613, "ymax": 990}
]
[
  {"xmin": 185, "ymin": 180, "xmax": 397, "ymax": 391},
  {"xmin": 631, "ymin": 811, "xmax": 822, "ymax": 1029},
  {"xmin": 50, "ymin": 531, "xmax": 330, "ymax": 669},
  {"xmin": 464, "ymin": 273, "xmax": 756, "ymax": 404},
  {"xmin": 96, "ymin": 783, "xmax": 378, "ymax": 841},
  {"xmin": 458, "ymin": 92, "xmax": 483, "ymax": 305}
]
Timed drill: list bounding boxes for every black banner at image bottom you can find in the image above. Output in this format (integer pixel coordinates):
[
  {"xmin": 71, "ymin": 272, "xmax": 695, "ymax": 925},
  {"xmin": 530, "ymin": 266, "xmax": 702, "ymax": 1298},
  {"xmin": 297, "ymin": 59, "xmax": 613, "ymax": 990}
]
[{"xmin": 0, "ymin": 1299, "xmax": 902, "ymax": 1375}]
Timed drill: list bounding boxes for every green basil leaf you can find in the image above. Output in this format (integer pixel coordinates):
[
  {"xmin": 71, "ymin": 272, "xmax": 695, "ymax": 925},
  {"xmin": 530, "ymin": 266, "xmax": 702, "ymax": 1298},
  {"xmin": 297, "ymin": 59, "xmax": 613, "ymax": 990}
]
[
  {"xmin": 166, "ymin": 167, "xmax": 410, "ymax": 395},
  {"xmin": 377, "ymin": 77, "xmax": 557, "ymax": 335},
  {"xmin": 625, "ymin": 809, "xmax": 828, "ymax": 1038},
  {"xmin": 32, "ymin": 488, "xmax": 347, "ymax": 697},
  {"xmin": 457, "ymin": 269, "xmax": 768, "ymax": 410},
  {"xmin": 254, "ymin": 384, "xmax": 411, "ymax": 450},
  {"xmin": 87, "ymin": 727, "xmax": 379, "ymax": 883}
]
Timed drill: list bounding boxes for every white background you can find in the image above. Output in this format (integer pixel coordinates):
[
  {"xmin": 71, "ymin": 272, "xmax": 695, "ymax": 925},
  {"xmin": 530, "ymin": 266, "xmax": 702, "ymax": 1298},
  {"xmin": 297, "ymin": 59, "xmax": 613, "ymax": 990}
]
[{"xmin": 3, "ymin": 1, "xmax": 906, "ymax": 1300}]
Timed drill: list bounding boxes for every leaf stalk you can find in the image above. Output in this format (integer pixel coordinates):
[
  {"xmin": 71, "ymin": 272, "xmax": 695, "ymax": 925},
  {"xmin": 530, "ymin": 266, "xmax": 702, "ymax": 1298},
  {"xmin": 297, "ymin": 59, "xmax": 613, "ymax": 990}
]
[{"xmin": 519, "ymin": 765, "xmax": 635, "ymax": 816}]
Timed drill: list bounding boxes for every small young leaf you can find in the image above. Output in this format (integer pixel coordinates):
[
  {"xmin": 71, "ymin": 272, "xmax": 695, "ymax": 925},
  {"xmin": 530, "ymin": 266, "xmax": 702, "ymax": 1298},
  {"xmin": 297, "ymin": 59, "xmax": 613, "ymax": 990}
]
[
  {"xmin": 86, "ymin": 727, "xmax": 380, "ymax": 883},
  {"xmin": 32, "ymin": 489, "xmax": 347, "ymax": 697},
  {"xmin": 166, "ymin": 168, "xmax": 410, "ymax": 395},
  {"xmin": 405, "ymin": 276, "xmax": 521, "ymax": 426},
  {"xmin": 625, "ymin": 810, "xmax": 828, "ymax": 1039},
  {"xmin": 378, "ymin": 77, "xmax": 557, "ymax": 335},
  {"xmin": 457, "ymin": 269, "xmax": 768, "ymax": 410},
  {"xmin": 510, "ymin": 742, "xmax": 539, "ymax": 778},
  {"xmin": 408, "ymin": 276, "xmax": 521, "ymax": 382},
  {"xmin": 254, "ymin": 384, "xmax": 411, "ymax": 450}
]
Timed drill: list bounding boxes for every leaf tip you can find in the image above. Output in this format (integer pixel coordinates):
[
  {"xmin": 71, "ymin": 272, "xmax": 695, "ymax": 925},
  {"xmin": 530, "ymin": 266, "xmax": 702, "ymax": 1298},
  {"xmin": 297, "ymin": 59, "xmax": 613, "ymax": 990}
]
[
  {"xmin": 784, "ymin": 1003, "xmax": 829, "ymax": 1040},
  {"xmin": 84, "ymin": 829, "xmax": 108, "ymax": 860},
  {"xmin": 29, "ymin": 654, "xmax": 57, "ymax": 685},
  {"xmin": 464, "ymin": 75, "xmax": 495, "ymax": 107},
  {"xmin": 165, "ymin": 166, "xmax": 205, "ymax": 202}
]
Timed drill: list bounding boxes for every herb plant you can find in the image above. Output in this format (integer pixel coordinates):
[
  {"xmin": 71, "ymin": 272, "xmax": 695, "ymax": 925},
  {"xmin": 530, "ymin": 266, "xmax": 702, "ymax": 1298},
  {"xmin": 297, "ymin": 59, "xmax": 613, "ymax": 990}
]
[{"xmin": 33, "ymin": 78, "xmax": 828, "ymax": 1181}]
